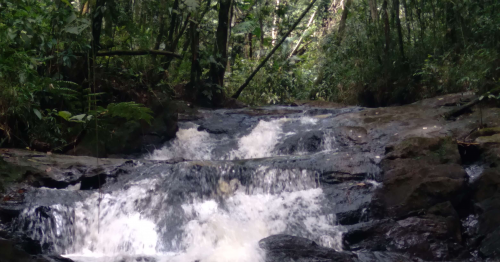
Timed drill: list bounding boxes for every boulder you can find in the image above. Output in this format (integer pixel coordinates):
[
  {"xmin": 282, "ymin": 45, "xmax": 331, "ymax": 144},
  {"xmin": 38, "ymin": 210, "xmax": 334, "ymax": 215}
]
[
  {"xmin": 480, "ymin": 227, "xmax": 500, "ymax": 257},
  {"xmin": 472, "ymin": 168, "xmax": 500, "ymax": 202},
  {"xmin": 0, "ymin": 234, "xmax": 74, "ymax": 262},
  {"xmin": 344, "ymin": 219, "xmax": 396, "ymax": 251},
  {"xmin": 259, "ymin": 235, "xmax": 357, "ymax": 262},
  {"xmin": 0, "ymin": 149, "xmax": 127, "ymax": 190},
  {"xmin": 356, "ymin": 251, "xmax": 424, "ymax": 262},
  {"xmin": 373, "ymin": 137, "xmax": 467, "ymax": 218},
  {"xmin": 471, "ymin": 167, "xmax": 500, "ymax": 256},
  {"xmin": 385, "ymin": 215, "xmax": 462, "ymax": 260},
  {"xmin": 374, "ymin": 160, "xmax": 466, "ymax": 218}
]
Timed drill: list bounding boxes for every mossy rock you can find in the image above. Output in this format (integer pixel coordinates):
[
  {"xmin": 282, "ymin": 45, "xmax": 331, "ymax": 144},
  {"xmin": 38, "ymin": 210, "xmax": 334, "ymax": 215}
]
[
  {"xmin": 386, "ymin": 137, "xmax": 460, "ymax": 164},
  {"xmin": 471, "ymin": 127, "xmax": 500, "ymax": 140},
  {"xmin": 0, "ymin": 157, "xmax": 31, "ymax": 193},
  {"xmin": 476, "ymin": 134, "xmax": 500, "ymax": 144}
]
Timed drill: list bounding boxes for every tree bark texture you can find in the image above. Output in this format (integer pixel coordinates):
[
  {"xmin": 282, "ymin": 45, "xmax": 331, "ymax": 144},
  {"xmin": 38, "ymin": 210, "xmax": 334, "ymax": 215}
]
[
  {"xmin": 335, "ymin": 0, "xmax": 352, "ymax": 46},
  {"xmin": 393, "ymin": 0, "xmax": 405, "ymax": 60},
  {"xmin": 209, "ymin": 0, "xmax": 232, "ymax": 88}
]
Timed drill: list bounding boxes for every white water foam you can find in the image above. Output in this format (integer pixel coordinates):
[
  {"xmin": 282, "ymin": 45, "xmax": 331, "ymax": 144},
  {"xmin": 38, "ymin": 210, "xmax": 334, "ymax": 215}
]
[
  {"xmin": 70, "ymin": 179, "xmax": 160, "ymax": 256},
  {"xmin": 58, "ymin": 168, "xmax": 343, "ymax": 262},
  {"xmin": 149, "ymin": 128, "xmax": 216, "ymax": 160},
  {"xmin": 229, "ymin": 119, "xmax": 285, "ymax": 159},
  {"xmin": 65, "ymin": 188, "xmax": 342, "ymax": 262},
  {"xmin": 150, "ymin": 118, "xmax": 288, "ymax": 161}
]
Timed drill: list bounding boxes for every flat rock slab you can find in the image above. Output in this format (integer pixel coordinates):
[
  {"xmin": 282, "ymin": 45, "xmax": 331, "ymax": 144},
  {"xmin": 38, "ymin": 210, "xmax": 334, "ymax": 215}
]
[{"xmin": 259, "ymin": 234, "xmax": 358, "ymax": 262}]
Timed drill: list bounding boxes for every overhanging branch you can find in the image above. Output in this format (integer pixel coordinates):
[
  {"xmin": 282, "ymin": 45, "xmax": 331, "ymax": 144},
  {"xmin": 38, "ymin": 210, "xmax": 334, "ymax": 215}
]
[{"xmin": 75, "ymin": 50, "xmax": 182, "ymax": 58}]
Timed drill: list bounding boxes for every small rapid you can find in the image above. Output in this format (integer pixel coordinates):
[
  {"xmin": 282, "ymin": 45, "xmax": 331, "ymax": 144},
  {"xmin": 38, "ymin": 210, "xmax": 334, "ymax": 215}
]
[{"xmin": 12, "ymin": 107, "xmax": 375, "ymax": 262}]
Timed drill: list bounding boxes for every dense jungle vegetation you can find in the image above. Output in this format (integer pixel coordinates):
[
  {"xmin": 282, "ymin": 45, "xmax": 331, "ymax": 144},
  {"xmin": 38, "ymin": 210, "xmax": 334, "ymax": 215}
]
[{"xmin": 1, "ymin": 0, "xmax": 500, "ymax": 152}]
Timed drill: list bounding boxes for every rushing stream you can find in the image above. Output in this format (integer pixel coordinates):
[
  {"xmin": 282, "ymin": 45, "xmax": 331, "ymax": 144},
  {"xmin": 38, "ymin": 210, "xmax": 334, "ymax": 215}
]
[{"xmin": 12, "ymin": 107, "xmax": 382, "ymax": 262}]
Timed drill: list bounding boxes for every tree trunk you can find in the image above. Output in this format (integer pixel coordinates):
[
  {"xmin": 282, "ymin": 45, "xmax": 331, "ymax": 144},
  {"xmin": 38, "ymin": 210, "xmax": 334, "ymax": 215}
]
[
  {"xmin": 368, "ymin": 0, "xmax": 378, "ymax": 23},
  {"xmin": 335, "ymin": 0, "xmax": 352, "ymax": 46},
  {"xmin": 189, "ymin": 20, "xmax": 202, "ymax": 90},
  {"xmin": 402, "ymin": 0, "xmax": 411, "ymax": 44},
  {"xmin": 393, "ymin": 0, "xmax": 405, "ymax": 60},
  {"xmin": 272, "ymin": 0, "xmax": 280, "ymax": 46},
  {"xmin": 382, "ymin": 0, "xmax": 390, "ymax": 56},
  {"xmin": 152, "ymin": 0, "xmax": 167, "ymax": 64},
  {"xmin": 248, "ymin": 32, "xmax": 253, "ymax": 59},
  {"xmin": 209, "ymin": 0, "xmax": 232, "ymax": 89},
  {"xmin": 445, "ymin": 0, "xmax": 457, "ymax": 46},
  {"xmin": 91, "ymin": 0, "xmax": 106, "ymax": 56}
]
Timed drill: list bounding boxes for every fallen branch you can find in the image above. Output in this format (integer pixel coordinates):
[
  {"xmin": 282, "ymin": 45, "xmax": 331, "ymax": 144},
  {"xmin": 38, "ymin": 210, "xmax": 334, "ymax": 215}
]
[
  {"xmin": 75, "ymin": 50, "xmax": 182, "ymax": 58},
  {"xmin": 456, "ymin": 141, "xmax": 479, "ymax": 146},
  {"xmin": 443, "ymin": 97, "xmax": 481, "ymax": 120},
  {"xmin": 444, "ymin": 87, "xmax": 500, "ymax": 120}
]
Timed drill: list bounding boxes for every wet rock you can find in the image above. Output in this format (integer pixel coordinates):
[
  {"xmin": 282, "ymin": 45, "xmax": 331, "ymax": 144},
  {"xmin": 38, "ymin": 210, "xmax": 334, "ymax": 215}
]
[
  {"xmin": 0, "ymin": 234, "xmax": 74, "ymax": 262},
  {"xmin": 322, "ymin": 183, "xmax": 376, "ymax": 225},
  {"xmin": 472, "ymin": 168, "xmax": 500, "ymax": 202},
  {"xmin": 374, "ymin": 160, "xmax": 466, "ymax": 218},
  {"xmin": 373, "ymin": 137, "xmax": 467, "ymax": 218},
  {"xmin": 480, "ymin": 226, "xmax": 500, "ymax": 257},
  {"xmin": 276, "ymin": 130, "xmax": 323, "ymax": 154},
  {"xmin": 259, "ymin": 235, "xmax": 357, "ymax": 262},
  {"xmin": 427, "ymin": 201, "xmax": 459, "ymax": 218},
  {"xmin": 344, "ymin": 219, "xmax": 396, "ymax": 251},
  {"xmin": 471, "ymin": 168, "xmax": 500, "ymax": 253},
  {"xmin": 414, "ymin": 93, "xmax": 476, "ymax": 108},
  {"xmin": 385, "ymin": 137, "xmax": 461, "ymax": 164},
  {"xmin": 385, "ymin": 215, "xmax": 462, "ymax": 260},
  {"xmin": 355, "ymin": 251, "xmax": 424, "ymax": 262},
  {"xmin": 475, "ymin": 195, "xmax": 500, "ymax": 237},
  {"xmin": 339, "ymin": 126, "xmax": 368, "ymax": 145},
  {"xmin": 0, "ymin": 149, "xmax": 127, "ymax": 190}
]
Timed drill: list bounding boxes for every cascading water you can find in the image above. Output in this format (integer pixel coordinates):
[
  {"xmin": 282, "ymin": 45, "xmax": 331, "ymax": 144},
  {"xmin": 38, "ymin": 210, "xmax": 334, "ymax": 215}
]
[{"xmin": 13, "ymin": 111, "xmax": 371, "ymax": 262}]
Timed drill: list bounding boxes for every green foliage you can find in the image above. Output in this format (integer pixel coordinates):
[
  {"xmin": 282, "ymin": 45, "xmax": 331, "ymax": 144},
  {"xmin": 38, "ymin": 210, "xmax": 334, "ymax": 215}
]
[
  {"xmin": 106, "ymin": 102, "xmax": 154, "ymax": 124},
  {"xmin": 314, "ymin": 0, "xmax": 500, "ymax": 105}
]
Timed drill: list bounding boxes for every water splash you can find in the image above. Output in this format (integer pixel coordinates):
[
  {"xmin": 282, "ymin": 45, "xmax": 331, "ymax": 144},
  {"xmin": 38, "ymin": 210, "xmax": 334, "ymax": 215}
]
[
  {"xmin": 229, "ymin": 119, "xmax": 285, "ymax": 159},
  {"xmin": 51, "ymin": 166, "xmax": 343, "ymax": 262},
  {"xmin": 149, "ymin": 128, "xmax": 215, "ymax": 160}
]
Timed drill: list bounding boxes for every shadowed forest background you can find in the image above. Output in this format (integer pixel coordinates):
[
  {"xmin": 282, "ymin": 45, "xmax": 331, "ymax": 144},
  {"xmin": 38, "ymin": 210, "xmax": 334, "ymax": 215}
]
[{"xmin": 1, "ymin": 0, "xmax": 499, "ymax": 153}]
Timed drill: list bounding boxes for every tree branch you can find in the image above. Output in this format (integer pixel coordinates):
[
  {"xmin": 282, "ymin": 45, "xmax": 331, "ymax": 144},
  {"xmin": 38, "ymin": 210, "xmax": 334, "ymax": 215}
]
[
  {"xmin": 76, "ymin": 50, "xmax": 182, "ymax": 58},
  {"xmin": 231, "ymin": 0, "xmax": 318, "ymax": 99}
]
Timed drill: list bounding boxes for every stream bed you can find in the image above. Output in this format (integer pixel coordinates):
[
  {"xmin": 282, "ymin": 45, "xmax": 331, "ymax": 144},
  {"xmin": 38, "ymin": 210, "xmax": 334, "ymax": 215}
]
[{"xmin": 2, "ymin": 94, "xmax": 500, "ymax": 262}]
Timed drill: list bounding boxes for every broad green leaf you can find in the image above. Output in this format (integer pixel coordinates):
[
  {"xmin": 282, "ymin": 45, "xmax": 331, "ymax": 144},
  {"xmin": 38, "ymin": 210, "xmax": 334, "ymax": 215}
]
[
  {"xmin": 58, "ymin": 111, "xmax": 72, "ymax": 120},
  {"xmin": 66, "ymin": 13, "xmax": 77, "ymax": 25},
  {"xmin": 33, "ymin": 108, "xmax": 42, "ymax": 120}
]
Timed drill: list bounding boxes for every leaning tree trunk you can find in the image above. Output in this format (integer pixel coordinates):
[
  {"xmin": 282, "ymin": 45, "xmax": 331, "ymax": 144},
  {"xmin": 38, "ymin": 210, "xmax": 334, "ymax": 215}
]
[
  {"xmin": 335, "ymin": 0, "xmax": 352, "ymax": 46},
  {"xmin": 288, "ymin": 9, "xmax": 317, "ymax": 58},
  {"xmin": 232, "ymin": 0, "xmax": 318, "ymax": 99}
]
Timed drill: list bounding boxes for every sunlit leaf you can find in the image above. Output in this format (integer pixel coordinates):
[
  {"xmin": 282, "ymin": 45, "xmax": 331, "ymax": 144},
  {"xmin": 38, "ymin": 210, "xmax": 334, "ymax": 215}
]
[
  {"xmin": 33, "ymin": 109, "xmax": 42, "ymax": 120},
  {"xmin": 58, "ymin": 111, "xmax": 72, "ymax": 120}
]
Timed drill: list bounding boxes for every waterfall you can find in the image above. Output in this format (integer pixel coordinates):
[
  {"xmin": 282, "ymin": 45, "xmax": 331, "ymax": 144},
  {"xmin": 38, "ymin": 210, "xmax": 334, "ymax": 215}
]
[{"xmin": 15, "ymin": 115, "xmax": 349, "ymax": 262}]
